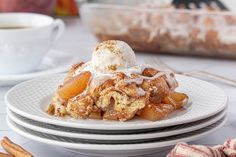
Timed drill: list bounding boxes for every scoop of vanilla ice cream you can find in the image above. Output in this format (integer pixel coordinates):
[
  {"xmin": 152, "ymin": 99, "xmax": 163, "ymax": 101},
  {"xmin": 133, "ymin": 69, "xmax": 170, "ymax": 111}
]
[{"xmin": 91, "ymin": 40, "xmax": 136, "ymax": 73}]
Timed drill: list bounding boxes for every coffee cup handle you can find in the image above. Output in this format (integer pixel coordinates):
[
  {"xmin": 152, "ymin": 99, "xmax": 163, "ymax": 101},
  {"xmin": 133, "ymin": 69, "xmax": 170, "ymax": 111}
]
[{"xmin": 51, "ymin": 19, "xmax": 65, "ymax": 43}]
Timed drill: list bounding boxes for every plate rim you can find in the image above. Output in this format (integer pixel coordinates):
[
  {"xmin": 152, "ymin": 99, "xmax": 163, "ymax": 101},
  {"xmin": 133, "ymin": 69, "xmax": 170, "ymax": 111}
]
[
  {"xmin": 5, "ymin": 74, "xmax": 228, "ymax": 130},
  {"xmin": 7, "ymin": 108, "xmax": 227, "ymax": 141},
  {"xmin": 6, "ymin": 116, "xmax": 227, "ymax": 151}
]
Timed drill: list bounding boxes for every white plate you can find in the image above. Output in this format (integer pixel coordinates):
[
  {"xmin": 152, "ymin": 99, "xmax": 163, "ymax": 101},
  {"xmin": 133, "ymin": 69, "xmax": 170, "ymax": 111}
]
[
  {"xmin": 7, "ymin": 116, "xmax": 226, "ymax": 157},
  {"xmin": 5, "ymin": 74, "xmax": 227, "ymax": 130},
  {"xmin": 7, "ymin": 108, "xmax": 226, "ymax": 142},
  {"xmin": 0, "ymin": 49, "xmax": 79, "ymax": 86}
]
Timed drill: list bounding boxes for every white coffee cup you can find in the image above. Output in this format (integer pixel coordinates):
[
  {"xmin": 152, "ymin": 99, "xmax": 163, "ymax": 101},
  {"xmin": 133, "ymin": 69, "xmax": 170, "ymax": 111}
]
[{"xmin": 0, "ymin": 13, "xmax": 65, "ymax": 74}]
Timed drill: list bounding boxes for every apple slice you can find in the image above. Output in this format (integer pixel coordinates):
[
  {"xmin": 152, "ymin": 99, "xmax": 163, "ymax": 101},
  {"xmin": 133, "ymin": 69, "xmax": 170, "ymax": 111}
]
[
  {"xmin": 89, "ymin": 111, "xmax": 102, "ymax": 120},
  {"xmin": 163, "ymin": 92, "xmax": 188, "ymax": 109},
  {"xmin": 139, "ymin": 104, "xmax": 174, "ymax": 121},
  {"xmin": 58, "ymin": 71, "xmax": 91, "ymax": 100}
]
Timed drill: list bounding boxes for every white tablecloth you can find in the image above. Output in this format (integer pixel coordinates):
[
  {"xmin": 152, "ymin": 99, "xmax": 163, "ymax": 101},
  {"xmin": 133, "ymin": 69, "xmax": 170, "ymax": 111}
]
[{"xmin": 0, "ymin": 18, "xmax": 236, "ymax": 157}]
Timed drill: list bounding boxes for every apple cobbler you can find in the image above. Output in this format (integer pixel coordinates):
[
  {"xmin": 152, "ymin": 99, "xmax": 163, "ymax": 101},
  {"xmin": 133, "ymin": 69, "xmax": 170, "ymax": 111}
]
[
  {"xmin": 47, "ymin": 40, "xmax": 188, "ymax": 121},
  {"xmin": 83, "ymin": 2, "xmax": 236, "ymax": 58}
]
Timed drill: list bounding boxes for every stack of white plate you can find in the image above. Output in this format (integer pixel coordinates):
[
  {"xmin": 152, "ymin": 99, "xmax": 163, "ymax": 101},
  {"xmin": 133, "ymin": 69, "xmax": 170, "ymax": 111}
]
[{"xmin": 5, "ymin": 74, "xmax": 228, "ymax": 157}]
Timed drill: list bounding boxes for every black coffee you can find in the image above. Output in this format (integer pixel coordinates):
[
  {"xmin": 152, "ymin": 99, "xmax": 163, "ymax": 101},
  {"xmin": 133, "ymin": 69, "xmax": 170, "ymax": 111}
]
[{"xmin": 0, "ymin": 25, "xmax": 31, "ymax": 29}]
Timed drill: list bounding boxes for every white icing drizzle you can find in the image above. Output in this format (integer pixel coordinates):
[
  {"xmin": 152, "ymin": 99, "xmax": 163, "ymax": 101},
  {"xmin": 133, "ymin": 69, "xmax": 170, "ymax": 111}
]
[
  {"xmin": 137, "ymin": 87, "xmax": 146, "ymax": 96},
  {"xmin": 124, "ymin": 77, "xmax": 143, "ymax": 85},
  {"xmin": 73, "ymin": 62, "xmax": 177, "ymax": 96}
]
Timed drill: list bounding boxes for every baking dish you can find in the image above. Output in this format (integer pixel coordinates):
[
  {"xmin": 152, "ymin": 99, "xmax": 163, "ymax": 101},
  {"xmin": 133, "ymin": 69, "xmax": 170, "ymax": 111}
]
[{"xmin": 80, "ymin": 1, "xmax": 236, "ymax": 58}]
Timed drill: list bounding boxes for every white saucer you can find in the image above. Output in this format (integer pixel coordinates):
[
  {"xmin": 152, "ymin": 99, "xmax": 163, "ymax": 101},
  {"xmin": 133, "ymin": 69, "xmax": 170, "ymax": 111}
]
[
  {"xmin": 0, "ymin": 49, "xmax": 80, "ymax": 86},
  {"xmin": 5, "ymin": 74, "xmax": 228, "ymax": 131},
  {"xmin": 7, "ymin": 116, "xmax": 226, "ymax": 157},
  {"xmin": 7, "ymin": 108, "xmax": 226, "ymax": 143}
]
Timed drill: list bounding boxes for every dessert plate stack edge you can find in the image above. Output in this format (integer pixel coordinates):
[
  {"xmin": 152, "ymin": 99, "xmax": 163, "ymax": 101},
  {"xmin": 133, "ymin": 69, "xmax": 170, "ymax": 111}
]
[{"xmin": 5, "ymin": 74, "xmax": 228, "ymax": 157}]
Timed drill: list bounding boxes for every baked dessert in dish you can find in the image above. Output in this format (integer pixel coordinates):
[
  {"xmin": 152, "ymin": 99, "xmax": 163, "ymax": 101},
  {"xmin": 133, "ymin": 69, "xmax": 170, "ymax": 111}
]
[
  {"xmin": 47, "ymin": 40, "xmax": 188, "ymax": 121},
  {"xmin": 81, "ymin": 2, "xmax": 236, "ymax": 58}
]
